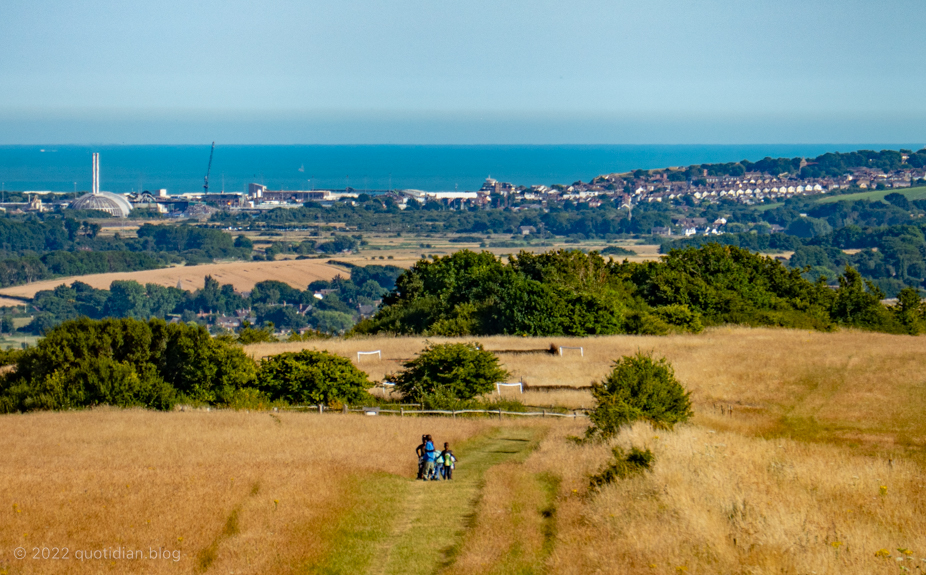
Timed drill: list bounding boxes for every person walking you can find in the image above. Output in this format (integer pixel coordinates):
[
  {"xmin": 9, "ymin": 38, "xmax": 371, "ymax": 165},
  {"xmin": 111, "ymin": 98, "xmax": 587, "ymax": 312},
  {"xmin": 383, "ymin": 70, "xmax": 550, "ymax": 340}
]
[
  {"xmin": 440, "ymin": 443, "xmax": 456, "ymax": 480},
  {"xmin": 415, "ymin": 435, "xmax": 427, "ymax": 480},
  {"xmin": 422, "ymin": 435, "xmax": 437, "ymax": 481}
]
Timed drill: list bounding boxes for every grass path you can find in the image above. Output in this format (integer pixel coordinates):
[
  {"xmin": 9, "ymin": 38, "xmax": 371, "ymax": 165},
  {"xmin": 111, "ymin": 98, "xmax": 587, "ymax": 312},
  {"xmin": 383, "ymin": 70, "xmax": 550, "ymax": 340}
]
[{"xmin": 303, "ymin": 426, "xmax": 544, "ymax": 575}]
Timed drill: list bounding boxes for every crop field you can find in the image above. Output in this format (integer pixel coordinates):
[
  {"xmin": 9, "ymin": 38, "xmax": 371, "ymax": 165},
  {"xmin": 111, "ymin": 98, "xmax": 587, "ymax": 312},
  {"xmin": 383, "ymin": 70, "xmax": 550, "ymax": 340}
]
[
  {"xmin": 0, "ymin": 259, "xmax": 353, "ymax": 299},
  {"xmin": 3, "ymin": 327, "xmax": 925, "ymax": 574}
]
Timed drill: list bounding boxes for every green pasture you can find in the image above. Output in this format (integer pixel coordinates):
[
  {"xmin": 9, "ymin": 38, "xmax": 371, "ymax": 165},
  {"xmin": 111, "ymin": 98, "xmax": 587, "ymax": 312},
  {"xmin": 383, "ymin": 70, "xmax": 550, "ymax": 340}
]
[{"xmin": 815, "ymin": 185, "xmax": 926, "ymax": 204}]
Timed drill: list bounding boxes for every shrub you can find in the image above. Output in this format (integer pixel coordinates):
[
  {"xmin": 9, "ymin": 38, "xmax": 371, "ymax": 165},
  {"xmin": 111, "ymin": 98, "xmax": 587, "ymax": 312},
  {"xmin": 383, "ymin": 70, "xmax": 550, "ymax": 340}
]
[
  {"xmin": 587, "ymin": 351, "xmax": 692, "ymax": 439},
  {"xmin": 589, "ymin": 446, "xmax": 655, "ymax": 488},
  {"xmin": 257, "ymin": 350, "xmax": 372, "ymax": 405},
  {"xmin": 0, "ymin": 317, "xmax": 257, "ymax": 412},
  {"xmin": 237, "ymin": 322, "xmax": 277, "ymax": 344},
  {"xmin": 390, "ymin": 342, "xmax": 509, "ymax": 401},
  {"xmin": 600, "ymin": 246, "xmax": 636, "ymax": 256}
]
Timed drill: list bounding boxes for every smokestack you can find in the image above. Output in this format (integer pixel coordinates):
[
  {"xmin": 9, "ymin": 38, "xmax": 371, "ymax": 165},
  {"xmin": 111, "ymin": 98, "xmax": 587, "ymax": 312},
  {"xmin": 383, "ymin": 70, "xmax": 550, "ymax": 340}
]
[{"xmin": 92, "ymin": 153, "xmax": 100, "ymax": 195}]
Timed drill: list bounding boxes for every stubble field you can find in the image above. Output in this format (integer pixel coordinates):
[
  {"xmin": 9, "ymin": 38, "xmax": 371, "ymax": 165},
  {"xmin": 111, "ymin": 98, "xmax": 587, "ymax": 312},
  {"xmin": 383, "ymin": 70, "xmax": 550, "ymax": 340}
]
[{"xmin": 0, "ymin": 258, "xmax": 352, "ymax": 299}]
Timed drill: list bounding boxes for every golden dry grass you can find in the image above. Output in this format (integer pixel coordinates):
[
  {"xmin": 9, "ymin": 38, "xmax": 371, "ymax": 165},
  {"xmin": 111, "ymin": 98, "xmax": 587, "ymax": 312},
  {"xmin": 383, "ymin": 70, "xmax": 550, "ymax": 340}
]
[
  {"xmin": 523, "ymin": 422, "xmax": 926, "ymax": 574},
  {"xmin": 248, "ymin": 327, "xmax": 926, "ymax": 453},
  {"xmin": 4, "ymin": 326, "xmax": 926, "ymax": 574},
  {"xmin": 0, "ymin": 409, "xmax": 498, "ymax": 574},
  {"xmin": 0, "ymin": 259, "xmax": 351, "ymax": 298}
]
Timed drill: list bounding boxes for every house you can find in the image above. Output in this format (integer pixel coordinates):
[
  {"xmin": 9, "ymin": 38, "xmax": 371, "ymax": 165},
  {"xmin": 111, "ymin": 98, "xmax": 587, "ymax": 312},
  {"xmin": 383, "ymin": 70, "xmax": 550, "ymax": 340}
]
[
  {"xmin": 651, "ymin": 226, "xmax": 672, "ymax": 237},
  {"xmin": 519, "ymin": 225, "xmax": 537, "ymax": 235},
  {"xmin": 215, "ymin": 316, "xmax": 241, "ymax": 330}
]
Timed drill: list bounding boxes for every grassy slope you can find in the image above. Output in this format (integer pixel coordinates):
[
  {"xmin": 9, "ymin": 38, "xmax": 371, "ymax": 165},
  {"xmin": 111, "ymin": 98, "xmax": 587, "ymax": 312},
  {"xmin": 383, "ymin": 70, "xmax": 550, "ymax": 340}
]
[
  {"xmin": 249, "ymin": 328, "xmax": 926, "ymax": 455},
  {"xmin": 815, "ymin": 184, "xmax": 926, "ymax": 204},
  {"xmin": 302, "ymin": 426, "xmax": 547, "ymax": 575}
]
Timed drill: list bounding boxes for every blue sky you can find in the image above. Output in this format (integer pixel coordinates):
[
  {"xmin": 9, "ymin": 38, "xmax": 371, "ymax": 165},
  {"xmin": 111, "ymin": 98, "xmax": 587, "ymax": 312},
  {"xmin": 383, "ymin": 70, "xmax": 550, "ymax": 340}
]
[{"xmin": 1, "ymin": 0, "xmax": 925, "ymax": 144}]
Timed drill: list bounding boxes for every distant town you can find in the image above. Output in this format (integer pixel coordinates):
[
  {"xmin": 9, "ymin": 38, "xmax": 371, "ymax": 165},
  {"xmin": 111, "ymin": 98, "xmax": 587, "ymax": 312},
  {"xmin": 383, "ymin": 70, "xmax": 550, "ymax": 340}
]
[{"xmin": 4, "ymin": 148, "xmax": 925, "ymax": 240}]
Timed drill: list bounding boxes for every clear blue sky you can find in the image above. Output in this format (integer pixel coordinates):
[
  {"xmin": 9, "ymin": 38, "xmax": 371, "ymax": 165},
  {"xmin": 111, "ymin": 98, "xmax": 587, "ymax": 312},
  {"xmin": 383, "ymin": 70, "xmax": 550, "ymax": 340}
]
[{"xmin": 1, "ymin": 0, "xmax": 925, "ymax": 144}]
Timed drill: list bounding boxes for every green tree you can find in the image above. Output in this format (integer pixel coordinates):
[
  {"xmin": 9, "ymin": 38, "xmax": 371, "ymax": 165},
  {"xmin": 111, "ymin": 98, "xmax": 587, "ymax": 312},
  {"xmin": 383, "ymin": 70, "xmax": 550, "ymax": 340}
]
[
  {"xmin": 257, "ymin": 349, "xmax": 371, "ymax": 405},
  {"xmin": 1, "ymin": 318, "xmax": 177, "ymax": 411},
  {"xmin": 103, "ymin": 280, "xmax": 150, "ymax": 319},
  {"xmin": 237, "ymin": 321, "xmax": 278, "ymax": 344},
  {"xmin": 390, "ymin": 342, "xmax": 509, "ymax": 401},
  {"xmin": 587, "ymin": 351, "xmax": 692, "ymax": 439},
  {"xmin": 891, "ymin": 287, "xmax": 925, "ymax": 334},
  {"xmin": 156, "ymin": 320, "xmax": 258, "ymax": 404},
  {"xmin": 831, "ymin": 267, "xmax": 899, "ymax": 331},
  {"xmin": 234, "ymin": 235, "xmax": 254, "ymax": 250}
]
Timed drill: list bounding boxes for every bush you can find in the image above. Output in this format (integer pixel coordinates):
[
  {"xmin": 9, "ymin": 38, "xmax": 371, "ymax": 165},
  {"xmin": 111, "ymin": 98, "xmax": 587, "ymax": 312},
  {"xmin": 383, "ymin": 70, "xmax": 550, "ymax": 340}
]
[
  {"xmin": 589, "ymin": 446, "xmax": 655, "ymax": 488},
  {"xmin": 390, "ymin": 342, "xmax": 509, "ymax": 401},
  {"xmin": 587, "ymin": 351, "xmax": 692, "ymax": 439},
  {"xmin": 0, "ymin": 317, "xmax": 257, "ymax": 412},
  {"xmin": 257, "ymin": 349, "xmax": 372, "ymax": 405},
  {"xmin": 237, "ymin": 322, "xmax": 277, "ymax": 344},
  {"xmin": 600, "ymin": 246, "xmax": 636, "ymax": 256}
]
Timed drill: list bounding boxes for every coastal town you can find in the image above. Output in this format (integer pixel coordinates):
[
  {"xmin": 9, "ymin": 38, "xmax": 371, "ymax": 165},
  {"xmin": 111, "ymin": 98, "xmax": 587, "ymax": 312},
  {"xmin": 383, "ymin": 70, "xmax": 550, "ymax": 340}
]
[{"xmin": 8, "ymin": 150, "xmax": 926, "ymax": 227}]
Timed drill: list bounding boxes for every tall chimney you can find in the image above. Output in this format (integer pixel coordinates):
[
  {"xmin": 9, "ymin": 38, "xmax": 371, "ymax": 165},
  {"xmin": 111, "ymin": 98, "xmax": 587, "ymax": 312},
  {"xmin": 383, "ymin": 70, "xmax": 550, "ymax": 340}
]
[{"xmin": 92, "ymin": 153, "xmax": 99, "ymax": 195}]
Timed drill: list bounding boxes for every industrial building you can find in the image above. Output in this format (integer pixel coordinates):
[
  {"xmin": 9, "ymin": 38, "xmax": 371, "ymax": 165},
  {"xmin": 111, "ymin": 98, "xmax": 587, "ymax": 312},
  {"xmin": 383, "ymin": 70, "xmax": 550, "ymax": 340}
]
[{"xmin": 68, "ymin": 153, "xmax": 133, "ymax": 217}]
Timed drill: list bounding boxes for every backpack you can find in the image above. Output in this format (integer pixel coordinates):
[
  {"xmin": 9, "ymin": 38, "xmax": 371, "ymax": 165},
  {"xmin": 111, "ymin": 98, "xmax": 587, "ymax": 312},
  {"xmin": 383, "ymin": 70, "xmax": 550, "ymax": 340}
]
[{"xmin": 425, "ymin": 440, "xmax": 435, "ymax": 460}]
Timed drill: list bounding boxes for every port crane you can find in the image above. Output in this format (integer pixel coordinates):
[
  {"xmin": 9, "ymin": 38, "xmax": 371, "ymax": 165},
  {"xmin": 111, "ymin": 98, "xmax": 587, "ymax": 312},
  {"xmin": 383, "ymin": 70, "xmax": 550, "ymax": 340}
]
[{"xmin": 203, "ymin": 142, "xmax": 215, "ymax": 193}]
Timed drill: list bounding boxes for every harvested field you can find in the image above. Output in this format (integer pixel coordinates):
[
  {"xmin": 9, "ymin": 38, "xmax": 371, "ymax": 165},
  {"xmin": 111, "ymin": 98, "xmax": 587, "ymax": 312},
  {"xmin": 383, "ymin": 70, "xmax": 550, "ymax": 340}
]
[{"xmin": 0, "ymin": 259, "xmax": 353, "ymax": 298}]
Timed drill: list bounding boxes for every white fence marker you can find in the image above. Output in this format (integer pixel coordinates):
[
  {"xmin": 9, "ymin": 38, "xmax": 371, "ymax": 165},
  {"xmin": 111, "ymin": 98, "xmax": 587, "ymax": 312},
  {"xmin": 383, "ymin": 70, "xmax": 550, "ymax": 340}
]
[
  {"xmin": 495, "ymin": 382, "xmax": 524, "ymax": 395},
  {"xmin": 357, "ymin": 350, "xmax": 382, "ymax": 361},
  {"xmin": 558, "ymin": 346, "xmax": 584, "ymax": 357}
]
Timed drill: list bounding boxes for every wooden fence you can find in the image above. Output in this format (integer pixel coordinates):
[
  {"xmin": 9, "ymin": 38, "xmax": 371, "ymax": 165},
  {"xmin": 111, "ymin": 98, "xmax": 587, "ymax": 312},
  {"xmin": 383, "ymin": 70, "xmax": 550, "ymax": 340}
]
[{"xmin": 279, "ymin": 404, "xmax": 589, "ymax": 419}]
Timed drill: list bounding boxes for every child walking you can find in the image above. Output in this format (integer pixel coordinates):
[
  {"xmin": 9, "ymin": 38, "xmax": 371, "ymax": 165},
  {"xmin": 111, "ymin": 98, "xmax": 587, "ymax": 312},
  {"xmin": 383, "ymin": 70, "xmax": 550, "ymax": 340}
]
[{"xmin": 440, "ymin": 443, "xmax": 457, "ymax": 480}]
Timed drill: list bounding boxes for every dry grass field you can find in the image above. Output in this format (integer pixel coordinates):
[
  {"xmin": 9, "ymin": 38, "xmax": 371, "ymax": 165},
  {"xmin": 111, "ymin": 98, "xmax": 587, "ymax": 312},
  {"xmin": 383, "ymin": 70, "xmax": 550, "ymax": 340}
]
[
  {"xmin": 3, "ymin": 327, "xmax": 925, "ymax": 574},
  {"xmin": 0, "ymin": 259, "xmax": 352, "ymax": 299},
  {"xmin": 0, "ymin": 409, "xmax": 506, "ymax": 574},
  {"xmin": 247, "ymin": 327, "xmax": 926, "ymax": 454},
  {"xmin": 523, "ymin": 422, "xmax": 926, "ymax": 574}
]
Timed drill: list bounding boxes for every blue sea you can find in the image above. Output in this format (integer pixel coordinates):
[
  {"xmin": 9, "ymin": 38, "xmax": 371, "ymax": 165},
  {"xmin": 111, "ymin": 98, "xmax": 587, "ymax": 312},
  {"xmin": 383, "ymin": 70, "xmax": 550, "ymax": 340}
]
[{"xmin": 0, "ymin": 144, "xmax": 920, "ymax": 194}]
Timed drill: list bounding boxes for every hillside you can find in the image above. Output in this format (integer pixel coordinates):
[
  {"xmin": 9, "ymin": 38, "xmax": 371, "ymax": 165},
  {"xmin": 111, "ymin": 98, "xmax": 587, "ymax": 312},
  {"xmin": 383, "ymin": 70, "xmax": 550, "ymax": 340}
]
[{"xmin": 2, "ymin": 326, "xmax": 923, "ymax": 574}]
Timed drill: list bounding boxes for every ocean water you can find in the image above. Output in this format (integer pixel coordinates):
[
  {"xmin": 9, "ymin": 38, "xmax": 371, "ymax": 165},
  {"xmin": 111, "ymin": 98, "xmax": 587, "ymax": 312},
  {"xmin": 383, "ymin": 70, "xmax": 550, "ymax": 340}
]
[{"xmin": 0, "ymin": 144, "xmax": 918, "ymax": 194}]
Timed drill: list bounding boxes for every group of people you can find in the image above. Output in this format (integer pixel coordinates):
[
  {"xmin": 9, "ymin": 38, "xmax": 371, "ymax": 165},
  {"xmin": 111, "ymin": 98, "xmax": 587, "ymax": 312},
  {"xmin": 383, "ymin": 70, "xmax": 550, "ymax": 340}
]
[{"xmin": 416, "ymin": 434, "xmax": 457, "ymax": 480}]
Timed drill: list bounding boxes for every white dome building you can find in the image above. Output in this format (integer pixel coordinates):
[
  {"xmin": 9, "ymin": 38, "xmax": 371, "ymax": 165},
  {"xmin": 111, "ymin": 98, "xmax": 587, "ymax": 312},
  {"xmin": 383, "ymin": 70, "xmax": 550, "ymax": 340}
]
[
  {"xmin": 68, "ymin": 152, "xmax": 133, "ymax": 217},
  {"xmin": 69, "ymin": 191, "xmax": 133, "ymax": 217}
]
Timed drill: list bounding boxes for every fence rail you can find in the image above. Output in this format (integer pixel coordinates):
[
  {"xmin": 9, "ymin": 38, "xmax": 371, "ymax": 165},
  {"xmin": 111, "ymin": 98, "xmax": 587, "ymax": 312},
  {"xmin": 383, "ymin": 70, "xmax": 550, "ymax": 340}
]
[{"xmin": 278, "ymin": 404, "xmax": 588, "ymax": 419}]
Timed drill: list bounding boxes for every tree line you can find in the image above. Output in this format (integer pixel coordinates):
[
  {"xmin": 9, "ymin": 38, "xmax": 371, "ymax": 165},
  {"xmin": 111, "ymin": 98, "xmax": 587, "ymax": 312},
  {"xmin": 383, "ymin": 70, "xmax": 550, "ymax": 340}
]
[
  {"xmin": 664, "ymin": 218, "xmax": 926, "ymax": 297},
  {"xmin": 353, "ymin": 246, "xmax": 926, "ymax": 337},
  {"xmin": 19, "ymin": 263, "xmax": 404, "ymax": 335}
]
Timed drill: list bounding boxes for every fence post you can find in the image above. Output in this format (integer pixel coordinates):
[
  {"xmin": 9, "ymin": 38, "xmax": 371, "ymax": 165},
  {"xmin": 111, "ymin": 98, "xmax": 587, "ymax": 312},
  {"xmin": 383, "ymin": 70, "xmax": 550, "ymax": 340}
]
[
  {"xmin": 318, "ymin": 404, "xmax": 323, "ymax": 415},
  {"xmin": 342, "ymin": 404, "xmax": 348, "ymax": 414},
  {"xmin": 542, "ymin": 409, "xmax": 546, "ymax": 418},
  {"xmin": 451, "ymin": 410, "xmax": 455, "ymax": 419},
  {"xmin": 400, "ymin": 408, "xmax": 404, "ymax": 417},
  {"xmin": 498, "ymin": 408, "xmax": 503, "ymax": 420}
]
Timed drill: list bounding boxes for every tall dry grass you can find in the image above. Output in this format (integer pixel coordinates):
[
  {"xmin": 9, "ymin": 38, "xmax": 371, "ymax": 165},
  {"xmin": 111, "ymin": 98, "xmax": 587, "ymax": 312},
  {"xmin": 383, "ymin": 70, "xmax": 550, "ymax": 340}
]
[
  {"xmin": 249, "ymin": 327, "xmax": 926, "ymax": 453},
  {"xmin": 0, "ymin": 409, "xmax": 497, "ymax": 574},
  {"xmin": 524, "ymin": 422, "xmax": 926, "ymax": 574}
]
